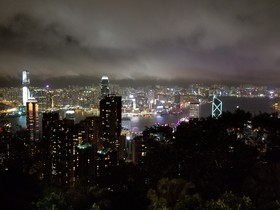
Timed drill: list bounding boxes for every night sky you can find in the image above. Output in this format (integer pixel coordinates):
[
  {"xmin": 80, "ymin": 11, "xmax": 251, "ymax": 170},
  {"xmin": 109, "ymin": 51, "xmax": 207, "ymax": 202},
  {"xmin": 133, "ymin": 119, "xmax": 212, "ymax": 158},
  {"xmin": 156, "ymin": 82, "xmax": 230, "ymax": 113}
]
[{"xmin": 1, "ymin": 0, "xmax": 280, "ymax": 87}]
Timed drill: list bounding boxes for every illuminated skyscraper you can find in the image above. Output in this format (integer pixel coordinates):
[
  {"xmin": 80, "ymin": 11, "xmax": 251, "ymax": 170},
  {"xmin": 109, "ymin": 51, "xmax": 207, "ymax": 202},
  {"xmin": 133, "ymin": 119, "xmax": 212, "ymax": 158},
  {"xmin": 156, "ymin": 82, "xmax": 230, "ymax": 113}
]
[
  {"xmin": 33, "ymin": 88, "xmax": 48, "ymax": 112},
  {"xmin": 212, "ymin": 95, "xmax": 222, "ymax": 118},
  {"xmin": 81, "ymin": 116, "xmax": 101, "ymax": 149},
  {"xmin": 42, "ymin": 113, "xmax": 95, "ymax": 185},
  {"xmin": 51, "ymin": 118, "xmax": 75, "ymax": 186},
  {"xmin": 26, "ymin": 98, "xmax": 39, "ymax": 155},
  {"xmin": 100, "ymin": 76, "xmax": 109, "ymax": 98},
  {"xmin": 76, "ymin": 143, "xmax": 95, "ymax": 182},
  {"xmin": 22, "ymin": 70, "xmax": 30, "ymax": 106},
  {"xmin": 189, "ymin": 102, "xmax": 200, "ymax": 119},
  {"xmin": 42, "ymin": 111, "xmax": 60, "ymax": 182},
  {"xmin": 0, "ymin": 120, "xmax": 12, "ymax": 169},
  {"xmin": 99, "ymin": 94, "xmax": 122, "ymax": 151}
]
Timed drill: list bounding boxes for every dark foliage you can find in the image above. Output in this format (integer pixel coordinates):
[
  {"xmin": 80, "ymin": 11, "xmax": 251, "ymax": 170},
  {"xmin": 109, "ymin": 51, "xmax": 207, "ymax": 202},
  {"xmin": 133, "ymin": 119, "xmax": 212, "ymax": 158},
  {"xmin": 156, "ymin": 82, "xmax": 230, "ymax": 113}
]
[{"xmin": 2, "ymin": 110, "xmax": 280, "ymax": 209}]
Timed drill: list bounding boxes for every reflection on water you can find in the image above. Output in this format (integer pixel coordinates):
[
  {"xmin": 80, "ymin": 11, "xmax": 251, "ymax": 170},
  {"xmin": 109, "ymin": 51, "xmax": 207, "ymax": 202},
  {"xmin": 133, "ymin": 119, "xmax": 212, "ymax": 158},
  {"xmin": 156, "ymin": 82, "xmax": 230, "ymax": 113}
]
[
  {"xmin": 6, "ymin": 115, "xmax": 27, "ymax": 132},
  {"xmin": 2, "ymin": 97, "xmax": 278, "ymax": 132},
  {"xmin": 130, "ymin": 113, "xmax": 185, "ymax": 132}
]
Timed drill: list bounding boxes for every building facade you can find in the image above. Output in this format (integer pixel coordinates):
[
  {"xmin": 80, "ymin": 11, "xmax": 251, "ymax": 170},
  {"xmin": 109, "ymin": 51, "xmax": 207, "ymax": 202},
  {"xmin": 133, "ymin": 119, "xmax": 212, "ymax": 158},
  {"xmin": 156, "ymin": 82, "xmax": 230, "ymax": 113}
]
[
  {"xmin": 22, "ymin": 70, "xmax": 30, "ymax": 106},
  {"xmin": 189, "ymin": 102, "xmax": 200, "ymax": 119},
  {"xmin": 99, "ymin": 95, "xmax": 122, "ymax": 151},
  {"xmin": 42, "ymin": 112, "xmax": 97, "ymax": 185},
  {"xmin": 100, "ymin": 76, "xmax": 110, "ymax": 98},
  {"xmin": 26, "ymin": 98, "xmax": 39, "ymax": 146}
]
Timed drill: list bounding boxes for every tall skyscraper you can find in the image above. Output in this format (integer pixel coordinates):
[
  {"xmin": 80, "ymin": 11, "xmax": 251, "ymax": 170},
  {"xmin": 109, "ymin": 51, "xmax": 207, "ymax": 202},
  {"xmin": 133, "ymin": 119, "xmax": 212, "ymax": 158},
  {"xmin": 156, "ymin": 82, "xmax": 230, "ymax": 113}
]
[
  {"xmin": 212, "ymin": 96, "xmax": 222, "ymax": 118},
  {"xmin": 100, "ymin": 95, "xmax": 122, "ymax": 151},
  {"xmin": 42, "ymin": 111, "xmax": 60, "ymax": 182},
  {"xmin": 51, "ymin": 118, "xmax": 75, "ymax": 186},
  {"xmin": 76, "ymin": 142, "xmax": 95, "ymax": 182},
  {"xmin": 81, "ymin": 116, "xmax": 101, "ymax": 149},
  {"xmin": 33, "ymin": 88, "xmax": 48, "ymax": 112},
  {"xmin": 26, "ymin": 98, "xmax": 39, "ymax": 143},
  {"xmin": 22, "ymin": 70, "xmax": 30, "ymax": 106},
  {"xmin": 0, "ymin": 120, "xmax": 12, "ymax": 170},
  {"xmin": 100, "ymin": 76, "xmax": 110, "ymax": 98},
  {"xmin": 42, "ymin": 112, "xmax": 96, "ymax": 185},
  {"xmin": 189, "ymin": 102, "xmax": 200, "ymax": 119}
]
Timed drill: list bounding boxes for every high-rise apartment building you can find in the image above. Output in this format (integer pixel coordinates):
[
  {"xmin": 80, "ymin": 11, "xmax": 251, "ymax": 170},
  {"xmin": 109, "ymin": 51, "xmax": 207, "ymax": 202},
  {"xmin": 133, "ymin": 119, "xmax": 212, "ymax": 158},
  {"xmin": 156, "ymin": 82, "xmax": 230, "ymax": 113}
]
[
  {"xmin": 0, "ymin": 121, "xmax": 12, "ymax": 169},
  {"xmin": 99, "ymin": 94, "xmax": 122, "ymax": 151},
  {"xmin": 96, "ymin": 94, "xmax": 122, "ymax": 173},
  {"xmin": 76, "ymin": 143, "xmax": 95, "ymax": 182},
  {"xmin": 42, "ymin": 112, "xmax": 97, "ymax": 185},
  {"xmin": 42, "ymin": 112, "xmax": 76, "ymax": 186},
  {"xmin": 42, "ymin": 112, "xmax": 60, "ymax": 182},
  {"xmin": 81, "ymin": 116, "xmax": 101, "ymax": 149},
  {"xmin": 51, "ymin": 118, "xmax": 75, "ymax": 186}
]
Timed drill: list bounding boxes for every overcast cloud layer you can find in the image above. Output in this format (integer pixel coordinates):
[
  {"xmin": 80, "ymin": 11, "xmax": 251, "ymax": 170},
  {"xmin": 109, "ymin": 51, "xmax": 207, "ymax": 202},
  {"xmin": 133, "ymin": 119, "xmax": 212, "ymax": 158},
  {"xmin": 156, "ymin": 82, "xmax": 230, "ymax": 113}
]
[{"xmin": 1, "ymin": 0, "xmax": 280, "ymax": 87}]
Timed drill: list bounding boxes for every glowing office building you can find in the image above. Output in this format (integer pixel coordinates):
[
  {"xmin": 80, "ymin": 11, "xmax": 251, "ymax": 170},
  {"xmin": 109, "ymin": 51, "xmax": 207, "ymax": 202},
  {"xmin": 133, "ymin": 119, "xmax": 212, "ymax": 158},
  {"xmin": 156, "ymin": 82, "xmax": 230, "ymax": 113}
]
[
  {"xmin": 189, "ymin": 102, "xmax": 200, "ymax": 119},
  {"xmin": 212, "ymin": 96, "xmax": 223, "ymax": 119},
  {"xmin": 26, "ymin": 98, "xmax": 40, "ymax": 158},
  {"xmin": 22, "ymin": 70, "xmax": 30, "ymax": 106},
  {"xmin": 100, "ymin": 76, "xmax": 110, "ymax": 98},
  {"xmin": 26, "ymin": 98, "xmax": 39, "ymax": 142}
]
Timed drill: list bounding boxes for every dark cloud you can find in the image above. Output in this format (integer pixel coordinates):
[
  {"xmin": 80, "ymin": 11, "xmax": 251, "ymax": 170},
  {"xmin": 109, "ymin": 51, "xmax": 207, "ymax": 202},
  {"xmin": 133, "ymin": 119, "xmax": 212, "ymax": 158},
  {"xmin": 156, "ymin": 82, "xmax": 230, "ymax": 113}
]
[{"xmin": 0, "ymin": 0, "xmax": 280, "ymax": 86}]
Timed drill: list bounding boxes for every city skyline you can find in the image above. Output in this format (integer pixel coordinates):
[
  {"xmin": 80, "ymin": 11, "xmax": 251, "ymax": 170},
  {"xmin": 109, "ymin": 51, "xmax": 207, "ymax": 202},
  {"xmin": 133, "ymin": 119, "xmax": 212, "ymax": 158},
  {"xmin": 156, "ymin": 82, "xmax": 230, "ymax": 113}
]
[{"xmin": 1, "ymin": 0, "xmax": 280, "ymax": 87}]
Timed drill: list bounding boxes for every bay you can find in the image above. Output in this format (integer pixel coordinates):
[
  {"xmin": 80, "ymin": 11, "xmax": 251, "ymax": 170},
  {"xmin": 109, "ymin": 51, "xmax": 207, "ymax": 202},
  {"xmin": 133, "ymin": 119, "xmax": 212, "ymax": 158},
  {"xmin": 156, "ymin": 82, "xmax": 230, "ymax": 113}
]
[{"xmin": 3, "ymin": 97, "xmax": 279, "ymax": 132}]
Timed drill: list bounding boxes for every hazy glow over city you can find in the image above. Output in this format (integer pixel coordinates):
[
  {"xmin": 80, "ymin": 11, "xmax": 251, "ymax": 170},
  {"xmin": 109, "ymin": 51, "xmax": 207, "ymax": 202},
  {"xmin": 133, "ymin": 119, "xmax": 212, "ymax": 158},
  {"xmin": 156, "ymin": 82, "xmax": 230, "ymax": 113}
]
[{"xmin": 1, "ymin": 0, "xmax": 280, "ymax": 87}]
